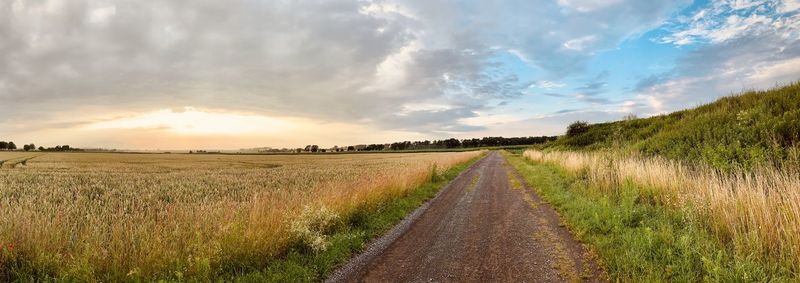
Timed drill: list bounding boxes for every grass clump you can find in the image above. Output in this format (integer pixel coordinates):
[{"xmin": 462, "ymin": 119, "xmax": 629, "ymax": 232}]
[
  {"xmin": 289, "ymin": 205, "xmax": 341, "ymax": 253},
  {"xmin": 506, "ymin": 150, "xmax": 798, "ymax": 281}
]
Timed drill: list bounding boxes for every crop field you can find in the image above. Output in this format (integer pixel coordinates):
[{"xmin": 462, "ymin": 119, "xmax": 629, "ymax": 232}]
[{"xmin": 0, "ymin": 151, "xmax": 481, "ymax": 280}]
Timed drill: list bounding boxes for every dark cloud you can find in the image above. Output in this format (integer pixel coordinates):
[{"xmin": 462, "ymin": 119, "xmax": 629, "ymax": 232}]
[
  {"xmin": 576, "ymin": 82, "xmax": 607, "ymax": 93},
  {"xmin": 554, "ymin": 109, "xmax": 579, "ymax": 114},
  {"xmin": 572, "ymin": 70, "xmax": 610, "ymax": 102},
  {"xmin": 633, "ymin": 74, "xmax": 671, "ymax": 92},
  {"xmin": 542, "ymin": 93, "xmax": 570, "ymax": 98},
  {"xmin": 575, "ymin": 94, "xmax": 613, "ymax": 104},
  {"xmin": 0, "ymin": 0, "xmax": 413, "ymax": 121}
]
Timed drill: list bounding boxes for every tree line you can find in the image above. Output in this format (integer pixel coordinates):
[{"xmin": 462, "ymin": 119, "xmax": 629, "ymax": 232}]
[
  {"xmin": 0, "ymin": 140, "xmax": 79, "ymax": 152},
  {"xmin": 297, "ymin": 136, "xmax": 557, "ymax": 153}
]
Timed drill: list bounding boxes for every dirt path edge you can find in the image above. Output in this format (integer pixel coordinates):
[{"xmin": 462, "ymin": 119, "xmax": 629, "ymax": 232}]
[{"xmin": 324, "ymin": 154, "xmax": 489, "ymax": 283}]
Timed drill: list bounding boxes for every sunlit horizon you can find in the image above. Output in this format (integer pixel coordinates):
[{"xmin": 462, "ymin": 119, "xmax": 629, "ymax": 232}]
[{"xmin": 1, "ymin": 0, "xmax": 798, "ymax": 149}]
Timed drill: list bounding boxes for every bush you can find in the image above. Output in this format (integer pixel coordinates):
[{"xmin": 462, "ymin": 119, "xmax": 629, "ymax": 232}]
[
  {"xmin": 566, "ymin": 121, "xmax": 589, "ymax": 137},
  {"xmin": 289, "ymin": 205, "xmax": 340, "ymax": 252}
]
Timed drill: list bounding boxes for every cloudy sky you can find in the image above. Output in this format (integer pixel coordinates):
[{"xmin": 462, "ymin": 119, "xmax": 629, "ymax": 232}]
[{"xmin": 1, "ymin": 0, "xmax": 798, "ymax": 149}]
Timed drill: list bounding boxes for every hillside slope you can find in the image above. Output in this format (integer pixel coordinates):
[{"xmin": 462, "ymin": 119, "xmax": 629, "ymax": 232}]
[{"xmin": 548, "ymin": 82, "xmax": 800, "ymax": 170}]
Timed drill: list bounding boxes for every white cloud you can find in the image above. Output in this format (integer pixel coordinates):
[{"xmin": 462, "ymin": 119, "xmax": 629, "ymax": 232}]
[
  {"xmin": 748, "ymin": 57, "xmax": 800, "ymax": 85},
  {"xmin": 779, "ymin": 0, "xmax": 800, "ymax": 12},
  {"xmin": 707, "ymin": 14, "xmax": 772, "ymax": 43},
  {"xmin": 359, "ymin": 1, "xmax": 418, "ymax": 19},
  {"xmin": 362, "ymin": 40, "xmax": 422, "ymax": 93},
  {"xmin": 460, "ymin": 113, "xmax": 521, "ymax": 127},
  {"xmin": 730, "ymin": 0, "xmax": 765, "ymax": 10},
  {"xmin": 532, "ymin": 80, "xmax": 567, "ymax": 90},
  {"xmin": 87, "ymin": 4, "xmax": 116, "ymax": 24},
  {"xmin": 397, "ymin": 103, "xmax": 453, "ymax": 115},
  {"xmin": 632, "ymin": 76, "xmax": 714, "ymax": 114},
  {"xmin": 562, "ymin": 35, "xmax": 598, "ymax": 52},
  {"xmin": 659, "ymin": 0, "xmax": 797, "ymax": 46},
  {"xmin": 557, "ymin": 0, "xmax": 625, "ymax": 12},
  {"xmin": 633, "ymin": 16, "xmax": 800, "ymax": 117},
  {"xmin": 507, "ymin": 49, "xmax": 534, "ymax": 64}
]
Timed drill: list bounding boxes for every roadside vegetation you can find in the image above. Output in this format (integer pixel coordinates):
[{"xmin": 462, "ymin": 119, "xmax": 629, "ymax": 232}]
[
  {"xmin": 544, "ymin": 82, "xmax": 800, "ymax": 171},
  {"xmin": 0, "ymin": 151, "xmax": 482, "ymax": 281},
  {"xmin": 510, "ymin": 82, "xmax": 800, "ymax": 281},
  {"xmin": 512, "ymin": 150, "xmax": 798, "ymax": 281}
]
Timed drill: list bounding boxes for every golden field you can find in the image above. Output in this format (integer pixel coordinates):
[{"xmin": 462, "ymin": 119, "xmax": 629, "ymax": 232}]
[
  {"xmin": 0, "ymin": 151, "xmax": 481, "ymax": 280},
  {"xmin": 524, "ymin": 149, "xmax": 800, "ymax": 272}
]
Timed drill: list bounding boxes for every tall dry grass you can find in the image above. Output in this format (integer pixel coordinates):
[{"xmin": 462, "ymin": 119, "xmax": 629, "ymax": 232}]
[
  {"xmin": 0, "ymin": 151, "xmax": 481, "ymax": 280},
  {"xmin": 524, "ymin": 149, "xmax": 800, "ymax": 270}
]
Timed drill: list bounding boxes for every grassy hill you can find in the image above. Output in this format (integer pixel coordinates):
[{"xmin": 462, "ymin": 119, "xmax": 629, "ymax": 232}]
[
  {"xmin": 546, "ymin": 82, "xmax": 800, "ymax": 170},
  {"xmin": 516, "ymin": 82, "xmax": 800, "ymax": 280}
]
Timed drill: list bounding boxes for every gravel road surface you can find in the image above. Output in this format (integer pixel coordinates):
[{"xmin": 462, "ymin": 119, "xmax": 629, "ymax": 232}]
[{"xmin": 327, "ymin": 151, "xmax": 606, "ymax": 283}]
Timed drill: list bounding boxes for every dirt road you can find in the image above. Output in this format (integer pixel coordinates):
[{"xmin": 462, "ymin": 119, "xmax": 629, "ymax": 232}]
[{"xmin": 327, "ymin": 151, "xmax": 606, "ymax": 282}]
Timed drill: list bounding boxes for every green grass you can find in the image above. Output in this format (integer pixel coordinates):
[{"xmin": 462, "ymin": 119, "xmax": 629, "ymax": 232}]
[
  {"xmin": 503, "ymin": 151, "xmax": 794, "ymax": 282},
  {"xmin": 544, "ymin": 82, "xmax": 800, "ymax": 171},
  {"xmin": 227, "ymin": 153, "xmax": 485, "ymax": 282}
]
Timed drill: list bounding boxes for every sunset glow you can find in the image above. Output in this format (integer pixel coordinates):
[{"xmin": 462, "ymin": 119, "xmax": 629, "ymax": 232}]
[{"xmin": 86, "ymin": 108, "xmax": 294, "ymax": 136}]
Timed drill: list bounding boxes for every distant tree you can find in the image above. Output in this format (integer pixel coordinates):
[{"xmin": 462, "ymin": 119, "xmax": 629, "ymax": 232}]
[
  {"xmin": 390, "ymin": 141, "xmax": 412, "ymax": 150},
  {"xmin": 443, "ymin": 138, "xmax": 461, "ymax": 148},
  {"xmin": 320, "ymin": 149, "xmax": 326, "ymax": 153},
  {"xmin": 364, "ymin": 144, "xmax": 385, "ymax": 151},
  {"xmin": 29, "ymin": 144, "xmax": 35, "ymax": 151},
  {"xmin": 62, "ymin": 145, "xmax": 70, "ymax": 150},
  {"xmin": 23, "ymin": 144, "xmax": 30, "ymax": 151},
  {"xmin": 38, "ymin": 146, "xmax": 45, "ymax": 151},
  {"xmin": 347, "ymin": 146, "xmax": 355, "ymax": 151},
  {"xmin": 8, "ymin": 142, "xmax": 16, "ymax": 150},
  {"xmin": 310, "ymin": 145, "xmax": 319, "ymax": 153},
  {"xmin": 566, "ymin": 121, "xmax": 589, "ymax": 137},
  {"xmin": 0, "ymin": 141, "xmax": 7, "ymax": 150}
]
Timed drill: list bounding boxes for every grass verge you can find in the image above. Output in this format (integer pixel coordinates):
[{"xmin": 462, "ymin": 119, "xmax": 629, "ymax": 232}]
[
  {"xmin": 228, "ymin": 153, "xmax": 485, "ymax": 282},
  {"xmin": 503, "ymin": 151, "xmax": 794, "ymax": 282}
]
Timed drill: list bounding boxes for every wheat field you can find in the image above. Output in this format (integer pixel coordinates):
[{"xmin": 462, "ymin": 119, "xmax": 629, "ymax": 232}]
[
  {"xmin": 524, "ymin": 149, "xmax": 800, "ymax": 272},
  {"xmin": 0, "ymin": 151, "xmax": 481, "ymax": 280}
]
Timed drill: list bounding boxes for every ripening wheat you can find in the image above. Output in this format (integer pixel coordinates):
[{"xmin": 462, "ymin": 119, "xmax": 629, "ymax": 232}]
[{"xmin": 0, "ymin": 151, "xmax": 481, "ymax": 280}]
